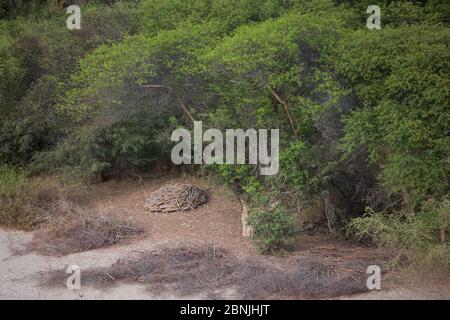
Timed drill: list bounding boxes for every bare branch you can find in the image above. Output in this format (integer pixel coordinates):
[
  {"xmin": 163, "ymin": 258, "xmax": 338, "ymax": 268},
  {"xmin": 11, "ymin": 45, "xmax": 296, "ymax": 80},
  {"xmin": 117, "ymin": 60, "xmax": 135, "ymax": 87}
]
[{"xmin": 271, "ymin": 89, "xmax": 297, "ymax": 136}]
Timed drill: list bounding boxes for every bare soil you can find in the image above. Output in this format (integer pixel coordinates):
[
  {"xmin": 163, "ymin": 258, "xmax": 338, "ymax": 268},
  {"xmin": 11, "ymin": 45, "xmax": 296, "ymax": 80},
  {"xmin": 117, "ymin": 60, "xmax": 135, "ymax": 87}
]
[{"xmin": 0, "ymin": 175, "xmax": 448, "ymax": 300}]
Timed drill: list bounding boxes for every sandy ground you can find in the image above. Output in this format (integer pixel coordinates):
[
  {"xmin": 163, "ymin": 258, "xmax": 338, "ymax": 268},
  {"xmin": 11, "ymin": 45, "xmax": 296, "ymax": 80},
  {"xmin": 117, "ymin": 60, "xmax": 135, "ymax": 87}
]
[{"xmin": 0, "ymin": 176, "xmax": 448, "ymax": 300}]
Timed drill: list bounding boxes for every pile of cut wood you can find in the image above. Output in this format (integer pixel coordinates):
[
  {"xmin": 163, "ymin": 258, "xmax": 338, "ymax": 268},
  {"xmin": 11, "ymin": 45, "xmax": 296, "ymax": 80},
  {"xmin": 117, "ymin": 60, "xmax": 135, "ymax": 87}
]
[{"xmin": 145, "ymin": 183, "xmax": 208, "ymax": 213}]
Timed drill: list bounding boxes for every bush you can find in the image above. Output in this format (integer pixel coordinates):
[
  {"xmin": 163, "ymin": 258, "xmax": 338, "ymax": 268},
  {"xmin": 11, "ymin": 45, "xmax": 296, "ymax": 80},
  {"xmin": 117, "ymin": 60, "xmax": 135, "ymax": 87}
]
[
  {"xmin": 0, "ymin": 2, "xmax": 140, "ymax": 167},
  {"xmin": 0, "ymin": 165, "xmax": 28, "ymax": 198},
  {"xmin": 248, "ymin": 204, "xmax": 295, "ymax": 254},
  {"xmin": 334, "ymin": 26, "xmax": 450, "ymax": 206},
  {"xmin": 347, "ymin": 199, "xmax": 450, "ymax": 271},
  {"xmin": 0, "ymin": 165, "xmax": 74, "ymax": 230},
  {"xmin": 32, "ymin": 107, "xmax": 172, "ymax": 181},
  {"xmin": 0, "ymin": 165, "xmax": 31, "ymax": 228}
]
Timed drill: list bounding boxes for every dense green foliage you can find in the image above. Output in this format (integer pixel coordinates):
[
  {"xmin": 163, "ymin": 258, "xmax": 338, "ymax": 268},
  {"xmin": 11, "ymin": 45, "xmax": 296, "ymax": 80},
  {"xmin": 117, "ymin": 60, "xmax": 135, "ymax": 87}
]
[
  {"xmin": 248, "ymin": 204, "xmax": 295, "ymax": 253},
  {"xmin": 333, "ymin": 26, "xmax": 450, "ymax": 206},
  {"xmin": 0, "ymin": 0, "xmax": 449, "ymax": 259}
]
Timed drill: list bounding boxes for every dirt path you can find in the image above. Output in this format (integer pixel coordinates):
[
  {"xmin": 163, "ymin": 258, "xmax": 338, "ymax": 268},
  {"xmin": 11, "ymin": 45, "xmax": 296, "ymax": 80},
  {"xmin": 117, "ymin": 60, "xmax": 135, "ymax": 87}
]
[{"xmin": 0, "ymin": 176, "xmax": 448, "ymax": 300}]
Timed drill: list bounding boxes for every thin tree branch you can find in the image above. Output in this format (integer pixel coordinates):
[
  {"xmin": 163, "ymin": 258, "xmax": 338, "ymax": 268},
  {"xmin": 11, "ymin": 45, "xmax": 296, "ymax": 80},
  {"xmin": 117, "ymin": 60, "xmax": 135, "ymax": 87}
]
[
  {"xmin": 270, "ymin": 89, "xmax": 297, "ymax": 136},
  {"xmin": 140, "ymin": 84, "xmax": 196, "ymax": 123}
]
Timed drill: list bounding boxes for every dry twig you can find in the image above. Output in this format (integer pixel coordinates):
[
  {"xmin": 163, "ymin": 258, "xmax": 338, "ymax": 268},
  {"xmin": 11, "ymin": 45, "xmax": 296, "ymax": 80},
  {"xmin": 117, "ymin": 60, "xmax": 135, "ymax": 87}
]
[{"xmin": 145, "ymin": 183, "xmax": 207, "ymax": 213}]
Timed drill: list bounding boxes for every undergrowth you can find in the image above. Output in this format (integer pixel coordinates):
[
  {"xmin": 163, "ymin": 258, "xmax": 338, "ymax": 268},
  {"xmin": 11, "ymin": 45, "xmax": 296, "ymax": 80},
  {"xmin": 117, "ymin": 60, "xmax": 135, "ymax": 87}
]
[{"xmin": 347, "ymin": 199, "xmax": 450, "ymax": 273}]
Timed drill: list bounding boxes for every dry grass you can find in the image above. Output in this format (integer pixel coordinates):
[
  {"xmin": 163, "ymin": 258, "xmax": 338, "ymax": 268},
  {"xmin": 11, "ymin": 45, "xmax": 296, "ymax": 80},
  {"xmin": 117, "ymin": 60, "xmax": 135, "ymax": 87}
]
[
  {"xmin": 30, "ymin": 212, "xmax": 145, "ymax": 256},
  {"xmin": 0, "ymin": 174, "xmax": 74, "ymax": 230},
  {"xmin": 293, "ymin": 256, "xmax": 370, "ymax": 297},
  {"xmin": 42, "ymin": 245, "xmax": 375, "ymax": 299},
  {"xmin": 0, "ymin": 171, "xmax": 145, "ymax": 255}
]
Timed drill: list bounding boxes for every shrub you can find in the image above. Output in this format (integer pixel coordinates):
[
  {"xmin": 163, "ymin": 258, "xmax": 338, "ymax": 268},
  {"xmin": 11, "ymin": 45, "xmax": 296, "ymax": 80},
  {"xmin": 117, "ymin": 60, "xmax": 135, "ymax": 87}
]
[
  {"xmin": 0, "ymin": 165, "xmax": 31, "ymax": 228},
  {"xmin": 248, "ymin": 204, "xmax": 295, "ymax": 254},
  {"xmin": 0, "ymin": 165, "xmax": 74, "ymax": 229},
  {"xmin": 347, "ymin": 199, "xmax": 450, "ymax": 271},
  {"xmin": 0, "ymin": 165, "xmax": 28, "ymax": 198},
  {"xmin": 334, "ymin": 26, "xmax": 450, "ymax": 206}
]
